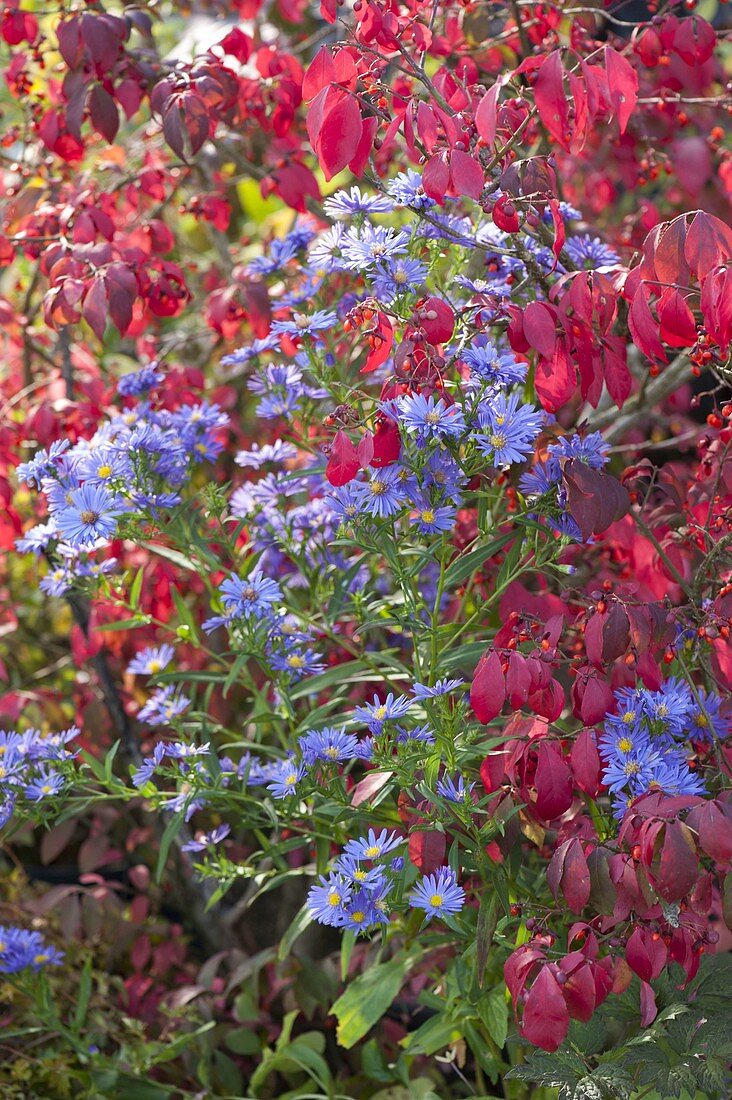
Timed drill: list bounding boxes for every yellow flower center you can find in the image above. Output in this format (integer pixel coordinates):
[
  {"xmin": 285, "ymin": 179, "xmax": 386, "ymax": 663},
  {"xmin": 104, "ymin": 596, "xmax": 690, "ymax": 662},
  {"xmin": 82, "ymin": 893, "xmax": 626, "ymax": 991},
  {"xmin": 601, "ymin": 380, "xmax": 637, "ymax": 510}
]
[
  {"xmin": 354, "ymin": 870, "xmax": 367, "ymax": 881},
  {"xmin": 351, "ymin": 910, "xmax": 366, "ymax": 923},
  {"xmin": 370, "ymin": 479, "xmax": 386, "ymax": 496},
  {"xmin": 285, "ymin": 773, "xmax": 298, "ymax": 786},
  {"xmin": 374, "ymin": 706, "xmax": 387, "ymax": 720},
  {"xmin": 287, "ymin": 655, "xmax": 305, "ymax": 668},
  {"xmin": 618, "ymin": 737, "xmax": 634, "ymax": 754},
  {"xmin": 148, "ymin": 660, "xmax": 161, "ymax": 674},
  {"xmin": 325, "ymin": 746, "xmax": 340, "ymax": 759},
  {"xmin": 41, "ymin": 785, "xmax": 53, "ymax": 794},
  {"xmin": 394, "ymin": 269, "xmax": 408, "ymax": 285},
  {"xmin": 97, "ymin": 464, "xmax": 112, "ymax": 478},
  {"xmin": 0, "ymin": 767, "xmax": 5, "ymax": 779},
  {"xmin": 34, "ymin": 953, "xmax": 49, "ymax": 964},
  {"xmin": 80, "ymin": 510, "xmax": 99, "ymax": 525},
  {"xmin": 490, "ymin": 432, "xmax": 507, "ymax": 449},
  {"xmin": 364, "ymin": 845, "xmax": 381, "ymax": 858},
  {"xmin": 426, "ymin": 410, "xmax": 441, "ymax": 425},
  {"xmin": 328, "ymin": 891, "xmax": 341, "ymax": 907},
  {"xmin": 624, "ymin": 761, "xmax": 641, "ymax": 776},
  {"xmin": 430, "ymin": 893, "xmax": 443, "ymax": 907},
  {"xmin": 420, "ymin": 509, "xmax": 435, "ymax": 524},
  {"xmin": 622, "ymin": 710, "xmax": 636, "ymax": 725}
]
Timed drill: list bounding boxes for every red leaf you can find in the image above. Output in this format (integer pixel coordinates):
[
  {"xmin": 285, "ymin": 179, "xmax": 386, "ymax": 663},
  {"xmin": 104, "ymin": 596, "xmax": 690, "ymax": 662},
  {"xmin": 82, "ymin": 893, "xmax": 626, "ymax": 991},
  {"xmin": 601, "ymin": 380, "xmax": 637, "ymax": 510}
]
[
  {"xmin": 522, "ymin": 967, "xmax": 570, "ymax": 1051},
  {"xmin": 422, "ymin": 154, "xmax": 450, "ymax": 204},
  {"xmin": 626, "ymin": 927, "xmax": 667, "ymax": 981},
  {"xmin": 475, "ymin": 82, "xmax": 502, "ymax": 146},
  {"xmin": 449, "ymin": 150, "xmax": 484, "ymax": 200},
  {"xmin": 604, "ymin": 47, "xmax": 638, "ymax": 134},
  {"xmin": 408, "ymin": 830, "xmax": 446, "ymax": 874},
  {"xmin": 470, "ymin": 649, "xmax": 505, "ymax": 724},
  {"xmin": 655, "ymin": 820, "xmax": 698, "ymax": 901},
  {"xmin": 302, "ymin": 46, "xmax": 336, "ymax": 101},
  {"xmin": 533, "ymin": 742, "xmax": 573, "ymax": 821},
  {"xmin": 326, "ymin": 430, "xmax": 360, "ymax": 487},
  {"xmin": 534, "ymin": 51, "xmax": 570, "ymax": 150},
  {"xmin": 571, "ymin": 729, "xmax": 602, "ymax": 797},
  {"xmin": 370, "ymin": 416, "xmax": 401, "ymax": 467},
  {"xmin": 658, "ymin": 290, "xmax": 697, "ymax": 347},
  {"xmin": 82, "ymin": 278, "xmax": 108, "ymax": 340},
  {"xmin": 357, "ymin": 432, "xmax": 374, "ymax": 469},
  {"xmin": 362, "ymin": 311, "xmax": 393, "ymax": 373},
  {"xmin": 349, "ymin": 114, "xmax": 378, "ymax": 176},
  {"xmin": 316, "ymin": 91, "xmax": 363, "ymax": 181},
  {"xmin": 88, "ymin": 84, "xmax": 119, "ymax": 143},
  {"xmin": 628, "ymin": 287, "xmax": 668, "ymax": 364},
  {"xmin": 640, "ymin": 980, "xmax": 657, "ymax": 1026},
  {"xmin": 523, "ymin": 301, "xmax": 557, "ymax": 358},
  {"xmin": 562, "ymin": 839, "xmax": 591, "ymax": 913}
]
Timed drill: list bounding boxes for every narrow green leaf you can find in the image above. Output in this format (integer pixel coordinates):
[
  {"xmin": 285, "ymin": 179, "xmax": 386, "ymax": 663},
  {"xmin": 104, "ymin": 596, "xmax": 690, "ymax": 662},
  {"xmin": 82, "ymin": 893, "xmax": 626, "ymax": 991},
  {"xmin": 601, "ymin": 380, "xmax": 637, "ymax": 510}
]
[
  {"xmin": 156, "ymin": 808, "xmax": 186, "ymax": 884},
  {"xmin": 129, "ymin": 566, "xmax": 144, "ymax": 610},
  {"xmin": 73, "ymin": 957, "xmax": 93, "ymax": 1032},
  {"xmin": 277, "ymin": 902, "xmax": 314, "ymax": 961},
  {"xmin": 332, "ymin": 956, "xmax": 416, "ymax": 1049},
  {"xmin": 444, "ymin": 532, "xmax": 514, "ymax": 589}
]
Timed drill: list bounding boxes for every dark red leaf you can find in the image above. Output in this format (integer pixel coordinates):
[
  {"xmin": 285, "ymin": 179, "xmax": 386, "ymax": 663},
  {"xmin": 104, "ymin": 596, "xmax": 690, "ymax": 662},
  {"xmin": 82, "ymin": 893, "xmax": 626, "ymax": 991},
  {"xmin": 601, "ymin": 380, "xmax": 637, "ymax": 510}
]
[
  {"xmin": 470, "ymin": 649, "xmax": 505, "ymax": 724},
  {"xmin": 326, "ymin": 430, "xmax": 360, "ymax": 487},
  {"xmin": 522, "ymin": 967, "xmax": 570, "ymax": 1051}
]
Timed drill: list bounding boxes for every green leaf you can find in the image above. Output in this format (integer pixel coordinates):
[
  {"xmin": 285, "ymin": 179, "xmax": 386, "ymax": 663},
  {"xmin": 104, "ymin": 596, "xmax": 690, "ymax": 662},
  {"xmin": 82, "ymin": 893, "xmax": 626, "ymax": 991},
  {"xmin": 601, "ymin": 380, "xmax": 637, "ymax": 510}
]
[
  {"xmin": 171, "ymin": 585, "xmax": 199, "ymax": 644},
  {"xmin": 444, "ymin": 532, "xmax": 514, "ymax": 589},
  {"xmin": 402, "ymin": 1013, "xmax": 462, "ymax": 1056},
  {"xmin": 73, "ymin": 956, "xmax": 93, "ymax": 1032},
  {"xmin": 277, "ymin": 902, "xmax": 314, "ymax": 961},
  {"xmin": 129, "ymin": 566, "xmax": 144, "ymax": 609},
  {"xmin": 476, "ymin": 987, "xmax": 508, "ymax": 1050},
  {"xmin": 331, "ymin": 956, "xmax": 415, "ymax": 1049},
  {"xmin": 156, "ymin": 808, "xmax": 186, "ymax": 884}
]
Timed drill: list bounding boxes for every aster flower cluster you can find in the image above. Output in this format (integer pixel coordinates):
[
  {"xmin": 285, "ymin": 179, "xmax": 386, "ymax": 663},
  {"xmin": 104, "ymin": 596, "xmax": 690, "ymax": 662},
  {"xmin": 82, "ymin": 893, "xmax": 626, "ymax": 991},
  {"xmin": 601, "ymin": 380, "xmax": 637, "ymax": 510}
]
[
  {"xmin": 0, "ymin": 926, "xmax": 64, "ymax": 973},
  {"xmin": 0, "ymin": 725, "xmax": 79, "ymax": 829},
  {"xmin": 16, "ymin": 368, "xmax": 228, "ymax": 595},
  {"xmin": 307, "ymin": 824, "xmax": 465, "ymax": 935},
  {"xmin": 519, "ymin": 430, "xmax": 611, "ymax": 541},
  {"xmin": 599, "ymin": 679, "xmax": 728, "ymax": 818}
]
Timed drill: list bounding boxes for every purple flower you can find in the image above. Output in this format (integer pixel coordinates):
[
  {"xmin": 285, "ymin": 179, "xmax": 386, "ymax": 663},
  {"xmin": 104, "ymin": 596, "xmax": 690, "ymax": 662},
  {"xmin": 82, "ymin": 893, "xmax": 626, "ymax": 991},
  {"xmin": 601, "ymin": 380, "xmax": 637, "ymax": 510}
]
[
  {"xmin": 353, "ymin": 466, "xmax": 407, "ymax": 520},
  {"xmin": 127, "ymin": 644, "xmax": 175, "ymax": 676},
  {"xmin": 564, "ymin": 234, "xmax": 619, "ymax": 270},
  {"xmin": 24, "ymin": 769, "xmax": 65, "ymax": 801},
  {"xmin": 323, "ymin": 186, "xmax": 394, "ymax": 218},
  {"xmin": 117, "ymin": 364, "xmax": 164, "ymax": 397},
  {"xmin": 181, "ymin": 825, "xmax": 230, "ymax": 853},
  {"xmin": 397, "ymin": 393, "xmax": 466, "ymax": 441},
  {"xmin": 54, "ymin": 483, "xmax": 125, "ymax": 547},
  {"xmin": 307, "ymin": 872, "xmax": 351, "ymax": 926},
  {"xmin": 341, "ymin": 225, "xmax": 411, "ymax": 270},
  {"xmin": 235, "ymin": 440, "xmax": 297, "ymax": 469},
  {"xmin": 387, "ymin": 169, "xmax": 435, "ymax": 210},
  {"xmin": 353, "ymin": 692, "xmax": 412, "ymax": 734},
  {"xmin": 409, "ymin": 500, "xmax": 456, "ymax": 535},
  {"xmin": 299, "ymin": 727, "xmax": 359, "ymax": 765},
  {"xmin": 138, "ymin": 686, "xmax": 191, "ymax": 727},
  {"xmin": 435, "ymin": 772, "xmax": 475, "ymax": 803},
  {"xmin": 475, "ymin": 392, "xmax": 542, "ymax": 466},
  {"xmin": 412, "ymin": 678, "xmax": 464, "ymax": 699},
  {"xmin": 270, "ymin": 310, "xmax": 337, "ymax": 338},
  {"xmin": 343, "ymin": 829, "xmax": 403, "ymax": 862},
  {"xmin": 409, "ymin": 867, "xmax": 466, "ymax": 920}
]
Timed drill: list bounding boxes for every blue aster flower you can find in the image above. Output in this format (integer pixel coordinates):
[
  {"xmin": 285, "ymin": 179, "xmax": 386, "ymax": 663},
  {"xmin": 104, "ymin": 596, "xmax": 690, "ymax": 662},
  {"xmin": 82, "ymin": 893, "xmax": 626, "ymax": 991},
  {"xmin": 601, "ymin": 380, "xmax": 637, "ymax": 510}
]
[
  {"xmin": 353, "ymin": 692, "xmax": 412, "ymax": 734},
  {"xmin": 53, "ymin": 484, "xmax": 125, "ymax": 548},
  {"xmin": 218, "ymin": 570, "xmax": 282, "ymax": 621},
  {"xmin": 327, "ymin": 483, "xmax": 361, "ymax": 523},
  {"xmin": 395, "ymin": 723, "xmax": 436, "ymax": 744},
  {"xmin": 181, "ymin": 825, "xmax": 230, "ymax": 853},
  {"xmin": 308, "ymin": 224, "xmax": 348, "ymax": 273},
  {"xmin": 475, "ymin": 392, "xmax": 542, "ymax": 466},
  {"xmin": 409, "ymin": 499, "xmax": 456, "ymax": 535},
  {"xmin": 462, "ymin": 339, "xmax": 527, "ymax": 386},
  {"xmin": 245, "ymin": 236, "xmax": 299, "ymax": 277},
  {"xmin": 0, "ymin": 927, "xmax": 64, "ymax": 973},
  {"xmin": 340, "ymin": 890, "xmax": 382, "ymax": 934},
  {"xmin": 412, "ymin": 678, "xmax": 465, "ymax": 699},
  {"xmin": 323, "ymin": 186, "xmax": 394, "ymax": 218},
  {"xmin": 343, "ymin": 829, "xmax": 403, "ymax": 862},
  {"xmin": 16, "ymin": 440, "xmax": 71, "ymax": 487},
  {"xmin": 353, "ymin": 466, "xmax": 407, "ymax": 520},
  {"xmin": 602, "ymin": 740, "xmax": 661, "ymax": 797},
  {"xmin": 299, "ymin": 727, "xmax": 359, "ymax": 765},
  {"xmin": 333, "ymin": 854, "xmax": 386, "ymax": 892},
  {"xmin": 436, "ymin": 772, "xmax": 475, "ymax": 803},
  {"xmin": 16, "ymin": 522, "xmax": 57, "ymax": 554},
  {"xmin": 126, "ymin": 644, "xmax": 175, "ymax": 676},
  {"xmin": 688, "ymin": 690, "xmax": 731, "ymax": 742},
  {"xmin": 371, "ymin": 257, "xmax": 428, "ymax": 302},
  {"xmin": 649, "ymin": 755, "xmax": 706, "ymax": 798},
  {"xmin": 117, "ymin": 364, "xmax": 164, "ymax": 397},
  {"xmin": 266, "ymin": 759, "xmax": 306, "ymax": 799},
  {"xmin": 221, "ymin": 335, "xmax": 281, "ymax": 369},
  {"xmin": 409, "ymin": 867, "xmax": 466, "ymax": 921},
  {"xmin": 396, "ymin": 392, "xmax": 466, "ymax": 441},
  {"xmin": 132, "ymin": 743, "xmax": 168, "ymax": 788},
  {"xmin": 24, "ymin": 769, "xmax": 65, "ymax": 801},
  {"xmin": 270, "ymin": 309, "xmax": 338, "ymax": 338},
  {"xmin": 235, "ymin": 440, "xmax": 297, "ymax": 469},
  {"xmin": 341, "ymin": 225, "xmax": 411, "ymax": 270},
  {"xmin": 137, "ymin": 686, "xmax": 191, "ymax": 727},
  {"xmin": 546, "ymin": 431, "xmax": 610, "ymax": 475},
  {"xmin": 387, "ymin": 169, "xmax": 435, "ymax": 210},
  {"xmin": 307, "ymin": 872, "xmax": 352, "ymax": 926},
  {"xmin": 564, "ymin": 234, "xmax": 620, "ymax": 270},
  {"xmin": 422, "ymin": 451, "xmax": 467, "ymax": 503},
  {"xmin": 270, "ymin": 647, "xmax": 326, "ymax": 679}
]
